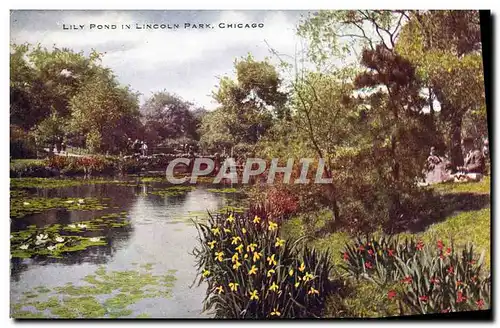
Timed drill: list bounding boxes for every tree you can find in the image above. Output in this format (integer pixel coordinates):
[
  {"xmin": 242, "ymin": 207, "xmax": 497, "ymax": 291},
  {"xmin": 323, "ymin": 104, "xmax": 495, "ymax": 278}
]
[
  {"xmin": 68, "ymin": 72, "xmax": 141, "ymax": 154},
  {"xmin": 396, "ymin": 10, "xmax": 485, "ymax": 169},
  {"xmin": 200, "ymin": 55, "xmax": 287, "ymax": 152},
  {"xmin": 10, "ymin": 43, "xmax": 105, "ymax": 129},
  {"xmin": 141, "ymin": 91, "xmax": 199, "ymax": 146}
]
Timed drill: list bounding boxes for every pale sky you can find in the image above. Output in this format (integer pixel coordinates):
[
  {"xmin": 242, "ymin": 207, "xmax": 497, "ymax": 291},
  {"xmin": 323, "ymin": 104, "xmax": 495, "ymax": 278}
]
[{"xmin": 10, "ymin": 10, "xmax": 311, "ymax": 109}]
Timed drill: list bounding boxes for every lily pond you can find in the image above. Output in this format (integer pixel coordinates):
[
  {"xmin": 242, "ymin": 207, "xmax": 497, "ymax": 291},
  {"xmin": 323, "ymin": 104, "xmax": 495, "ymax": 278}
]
[{"xmin": 10, "ymin": 176, "xmax": 246, "ymax": 318}]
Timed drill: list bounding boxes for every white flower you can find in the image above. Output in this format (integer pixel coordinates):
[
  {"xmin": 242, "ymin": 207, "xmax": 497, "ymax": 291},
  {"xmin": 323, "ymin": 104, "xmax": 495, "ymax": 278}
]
[
  {"xmin": 68, "ymin": 224, "xmax": 76, "ymax": 229},
  {"xmin": 78, "ymin": 199, "xmax": 85, "ymax": 204},
  {"xmin": 35, "ymin": 239, "xmax": 47, "ymax": 245},
  {"xmin": 36, "ymin": 234, "xmax": 48, "ymax": 240},
  {"xmin": 23, "ymin": 202, "xmax": 30, "ymax": 206},
  {"xmin": 55, "ymin": 237, "xmax": 65, "ymax": 243},
  {"xmin": 77, "ymin": 224, "xmax": 87, "ymax": 229},
  {"xmin": 47, "ymin": 245, "xmax": 56, "ymax": 251},
  {"xmin": 19, "ymin": 244, "xmax": 29, "ymax": 250},
  {"xmin": 89, "ymin": 237, "xmax": 100, "ymax": 242},
  {"xmin": 65, "ymin": 200, "xmax": 75, "ymax": 204}
]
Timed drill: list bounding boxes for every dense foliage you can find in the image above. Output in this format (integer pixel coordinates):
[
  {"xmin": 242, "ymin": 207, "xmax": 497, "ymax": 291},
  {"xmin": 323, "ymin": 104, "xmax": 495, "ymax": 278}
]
[{"xmin": 192, "ymin": 211, "xmax": 336, "ymax": 318}]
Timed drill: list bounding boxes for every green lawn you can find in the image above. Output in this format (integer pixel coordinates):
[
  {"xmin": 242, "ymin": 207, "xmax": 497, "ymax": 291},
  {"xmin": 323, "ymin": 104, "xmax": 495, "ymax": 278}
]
[{"xmin": 430, "ymin": 176, "xmax": 490, "ymax": 194}]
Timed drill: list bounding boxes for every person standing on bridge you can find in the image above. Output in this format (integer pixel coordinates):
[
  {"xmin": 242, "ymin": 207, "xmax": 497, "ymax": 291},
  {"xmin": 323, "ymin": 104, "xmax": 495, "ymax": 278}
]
[{"xmin": 141, "ymin": 142, "xmax": 148, "ymax": 157}]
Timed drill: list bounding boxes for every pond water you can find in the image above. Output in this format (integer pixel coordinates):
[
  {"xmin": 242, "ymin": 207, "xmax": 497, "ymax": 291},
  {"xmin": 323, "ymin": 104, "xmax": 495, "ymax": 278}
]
[{"xmin": 10, "ymin": 178, "xmax": 245, "ymax": 318}]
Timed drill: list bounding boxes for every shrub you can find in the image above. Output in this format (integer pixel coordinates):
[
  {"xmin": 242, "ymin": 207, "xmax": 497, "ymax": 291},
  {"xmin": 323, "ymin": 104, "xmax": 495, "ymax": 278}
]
[
  {"xmin": 192, "ymin": 211, "xmax": 336, "ymax": 318},
  {"xmin": 10, "ymin": 125, "xmax": 37, "ymax": 159},
  {"xmin": 47, "ymin": 156, "xmax": 117, "ymax": 176},
  {"xmin": 341, "ymin": 236, "xmax": 491, "ymax": 314},
  {"xmin": 10, "ymin": 159, "xmax": 52, "ymax": 178},
  {"xmin": 341, "ymin": 236, "xmax": 420, "ymax": 286},
  {"xmin": 394, "ymin": 242, "xmax": 490, "ymax": 314}
]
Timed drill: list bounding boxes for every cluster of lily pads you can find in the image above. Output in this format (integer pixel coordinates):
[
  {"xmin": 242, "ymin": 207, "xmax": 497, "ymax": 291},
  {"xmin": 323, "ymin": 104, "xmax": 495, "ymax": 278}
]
[
  {"xmin": 10, "ymin": 197, "xmax": 110, "ymax": 218},
  {"xmin": 148, "ymin": 185, "xmax": 195, "ymax": 197},
  {"xmin": 10, "ymin": 211, "xmax": 130, "ymax": 259},
  {"xmin": 11, "ymin": 264, "xmax": 177, "ymax": 318}
]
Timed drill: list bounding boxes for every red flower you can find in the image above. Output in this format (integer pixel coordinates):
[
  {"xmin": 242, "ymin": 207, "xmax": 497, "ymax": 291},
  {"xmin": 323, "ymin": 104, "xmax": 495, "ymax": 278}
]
[
  {"xmin": 437, "ymin": 240, "xmax": 444, "ymax": 250},
  {"xmin": 447, "ymin": 266, "xmax": 454, "ymax": 275},
  {"xmin": 457, "ymin": 291, "xmax": 466, "ymax": 303},
  {"xmin": 387, "ymin": 249, "xmax": 394, "ymax": 257},
  {"xmin": 364, "ymin": 261, "xmax": 373, "ymax": 269},
  {"xmin": 368, "ymin": 249, "xmax": 374, "ymax": 256},
  {"xmin": 419, "ymin": 295, "xmax": 429, "ymax": 302},
  {"xmin": 358, "ymin": 245, "xmax": 365, "ymax": 251},
  {"xmin": 441, "ymin": 308, "xmax": 451, "ymax": 313},
  {"xmin": 387, "ymin": 290, "xmax": 397, "ymax": 300},
  {"xmin": 430, "ymin": 277, "xmax": 439, "ymax": 284},
  {"xmin": 402, "ymin": 276, "xmax": 413, "ymax": 284},
  {"xmin": 476, "ymin": 299, "xmax": 485, "ymax": 309},
  {"xmin": 416, "ymin": 240, "xmax": 424, "ymax": 251},
  {"xmin": 446, "ymin": 247, "xmax": 452, "ymax": 255},
  {"xmin": 343, "ymin": 252, "xmax": 349, "ymax": 261}
]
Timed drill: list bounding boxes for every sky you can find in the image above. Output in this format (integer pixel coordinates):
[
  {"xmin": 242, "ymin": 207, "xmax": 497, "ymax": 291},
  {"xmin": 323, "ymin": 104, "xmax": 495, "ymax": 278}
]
[{"xmin": 10, "ymin": 10, "xmax": 312, "ymax": 110}]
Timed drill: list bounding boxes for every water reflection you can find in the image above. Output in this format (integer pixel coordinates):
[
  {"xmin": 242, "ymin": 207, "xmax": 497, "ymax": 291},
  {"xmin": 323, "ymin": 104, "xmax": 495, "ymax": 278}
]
[{"xmin": 10, "ymin": 181, "xmax": 239, "ymax": 317}]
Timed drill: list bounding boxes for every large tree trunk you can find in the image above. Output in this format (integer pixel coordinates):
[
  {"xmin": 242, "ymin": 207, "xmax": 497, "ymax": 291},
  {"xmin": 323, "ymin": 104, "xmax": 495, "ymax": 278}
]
[{"xmin": 449, "ymin": 115, "xmax": 464, "ymax": 172}]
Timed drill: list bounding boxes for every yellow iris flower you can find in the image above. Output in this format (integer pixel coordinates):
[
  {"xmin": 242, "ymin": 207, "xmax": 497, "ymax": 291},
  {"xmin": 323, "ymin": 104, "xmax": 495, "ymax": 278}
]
[
  {"xmin": 242, "ymin": 228, "xmax": 247, "ymax": 234},
  {"xmin": 235, "ymin": 244, "xmax": 244, "ymax": 253},
  {"xmin": 215, "ymin": 251, "xmax": 224, "ymax": 262},
  {"xmin": 227, "ymin": 214, "xmax": 235, "ymax": 223},
  {"xmin": 229, "ymin": 282, "xmax": 239, "ymax": 292},
  {"xmin": 295, "ymin": 281, "xmax": 300, "ymax": 288},
  {"xmin": 267, "ymin": 254, "xmax": 277, "ymax": 266},
  {"xmin": 298, "ymin": 262, "xmax": 305, "ymax": 272},
  {"xmin": 231, "ymin": 253, "xmax": 239, "ymax": 263},
  {"xmin": 270, "ymin": 308, "xmax": 281, "ymax": 316},
  {"xmin": 275, "ymin": 237, "xmax": 285, "ymax": 247},
  {"xmin": 303, "ymin": 272, "xmax": 314, "ymax": 282},
  {"xmin": 267, "ymin": 269, "xmax": 275, "ymax": 277},
  {"xmin": 253, "ymin": 215, "xmax": 261, "ymax": 224},
  {"xmin": 308, "ymin": 287, "xmax": 320, "ymax": 295},
  {"xmin": 253, "ymin": 251, "xmax": 262, "ymax": 262},
  {"xmin": 248, "ymin": 265, "xmax": 258, "ymax": 275},
  {"xmin": 211, "ymin": 227, "xmax": 220, "ymax": 235},
  {"xmin": 268, "ymin": 221, "xmax": 278, "ymax": 231},
  {"xmin": 232, "ymin": 261, "xmax": 242, "ymax": 270},
  {"xmin": 207, "ymin": 240, "xmax": 216, "ymax": 249},
  {"xmin": 224, "ymin": 228, "xmax": 231, "ymax": 233},
  {"xmin": 247, "ymin": 243, "xmax": 258, "ymax": 252},
  {"xmin": 215, "ymin": 286, "xmax": 224, "ymax": 294},
  {"xmin": 289, "ymin": 268, "xmax": 294, "ymax": 276},
  {"xmin": 249, "ymin": 290, "xmax": 259, "ymax": 300},
  {"xmin": 269, "ymin": 281, "xmax": 279, "ymax": 292},
  {"xmin": 244, "ymin": 253, "xmax": 249, "ymax": 259},
  {"xmin": 231, "ymin": 236, "xmax": 242, "ymax": 245},
  {"xmin": 202, "ymin": 270, "xmax": 210, "ymax": 277}
]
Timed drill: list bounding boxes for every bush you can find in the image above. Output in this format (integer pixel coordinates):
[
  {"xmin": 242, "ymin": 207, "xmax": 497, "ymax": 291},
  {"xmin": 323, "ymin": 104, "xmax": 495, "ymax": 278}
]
[
  {"xmin": 192, "ymin": 211, "xmax": 337, "ymax": 318},
  {"xmin": 341, "ymin": 236, "xmax": 491, "ymax": 314},
  {"xmin": 47, "ymin": 156, "xmax": 117, "ymax": 176},
  {"xmin": 10, "ymin": 159, "xmax": 52, "ymax": 178},
  {"xmin": 10, "ymin": 125, "xmax": 37, "ymax": 159}
]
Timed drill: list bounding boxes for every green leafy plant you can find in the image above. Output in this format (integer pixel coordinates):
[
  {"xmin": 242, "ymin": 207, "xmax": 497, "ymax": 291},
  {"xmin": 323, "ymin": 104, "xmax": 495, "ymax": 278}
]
[
  {"xmin": 393, "ymin": 241, "xmax": 490, "ymax": 314},
  {"xmin": 192, "ymin": 211, "xmax": 336, "ymax": 318},
  {"xmin": 342, "ymin": 236, "xmax": 491, "ymax": 314},
  {"xmin": 341, "ymin": 235, "xmax": 420, "ymax": 286}
]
